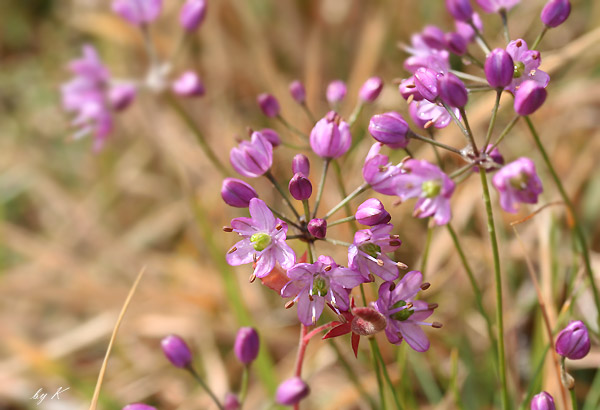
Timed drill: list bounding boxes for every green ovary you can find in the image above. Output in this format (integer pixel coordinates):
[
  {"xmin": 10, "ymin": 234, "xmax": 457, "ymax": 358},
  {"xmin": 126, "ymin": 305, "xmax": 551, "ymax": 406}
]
[
  {"xmin": 509, "ymin": 173, "xmax": 529, "ymax": 191},
  {"xmin": 312, "ymin": 277, "xmax": 329, "ymax": 297},
  {"xmin": 360, "ymin": 243, "xmax": 382, "ymax": 259},
  {"xmin": 422, "ymin": 180, "xmax": 441, "ymax": 198},
  {"xmin": 390, "ymin": 300, "xmax": 414, "ymax": 321},
  {"xmin": 250, "ymin": 232, "xmax": 271, "ymax": 251},
  {"xmin": 513, "ymin": 61, "xmax": 525, "ymax": 78}
]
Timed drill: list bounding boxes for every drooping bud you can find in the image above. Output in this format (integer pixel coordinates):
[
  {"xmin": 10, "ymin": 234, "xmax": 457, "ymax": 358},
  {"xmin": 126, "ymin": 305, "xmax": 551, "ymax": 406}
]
[
  {"xmin": 438, "ymin": 72, "xmax": 468, "ymax": 108},
  {"xmin": 414, "ymin": 67, "xmax": 440, "ymax": 102},
  {"xmin": 541, "ymin": 0, "xmax": 571, "ymax": 28},
  {"xmin": 445, "ymin": 0, "xmax": 474, "ymax": 21},
  {"xmin": 172, "ymin": 71, "xmax": 205, "ymax": 97},
  {"xmin": 530, "ymin": 392, "xmax": 555, "ymax": 410},
  {"xmin": 326, "ymin": 80, "xmax": 347, "ymax": 105},
  {"xmin": 161, "ymin": 335, "xmax": 193, "ymax": 368},
  {"xmin": 259, "ymin": 128, "xmax": 281, "ymax": 147},
  {"xmin": 234, "ymin": 327, "xmax": 260, "ymax": 365},
  {"xmin": 309, "ymin": 111, "xmax": 352, "ymax": 159},
  {"xmin": 398, "ymin": 76, "xmax": 424, "ymax": 101},
  {"xmin": 555, "ymin": 320, "xmax": 591, "ymax": 360},
  {"xmin": 514, "ymin": 80, "xmax": 547, "ymax": 116},
  {"xmin": 275, "ymin": 377, "xmax": 310, "ymax": 406},
  {"xmin": 112, "ymin": 0, "xmax": 163, "ymax": 25},
  {"xmin": 289, "ymin": 173, "xmax": 313, "ymax": 201},
  {"xmin": 289, "ymin": 80, "xmax": 306, "ymax": 104},
  {"xmin": 257, "ymin": 93, "xmax": 280, "ymax": 118},
  {"xmin": 444, "ymin": 32, "xmax": 467, "ymax": 55},
  {"xmin": 484, "ymin": 48, "xmax": 514, "ymax": 89},
  {"xmin": 221, "ymin": 178, "xmax": 258, "ymax": 208},
  {"xmin": 292, "ymin": 154, "xmax": 310, "ymax": 176},
  {"xmin": 109, "ymin": 84, "xmax": 137, "ymax": 111},
  {"xmin": 351, "ymin": 307, "xmax": 387, "ymax": 336},
  {"xmin": 122, "ymin": 404, "xmax": 157, "ymax": 410},
  {"xmin": 421, "ymin": 25, "xmax": 446, "ymax": 50},
  {"xmin": 368, "ymin": 112, "xmax": 410, "ymax": 149},
  {"xmin": 308, "ymin": 218, "xmax": 327, "ymax": 239},
  {"xmin": 223, "ymin": 393, "xmax": 241, "ymax": 410},
  {"xmin": 230, "ymin": 131, "xmax": 273, "ymax": 178},
  {"xmin": 179, "ymin": 0, "xmax": 207, "ymax": 32},
  {"xmin": 359, "ymin": 77, "xmax": 384, "ymax": 103},
  {"xmin": 356, "ymin": 198, "xmax": 391, "ymax": 226}
]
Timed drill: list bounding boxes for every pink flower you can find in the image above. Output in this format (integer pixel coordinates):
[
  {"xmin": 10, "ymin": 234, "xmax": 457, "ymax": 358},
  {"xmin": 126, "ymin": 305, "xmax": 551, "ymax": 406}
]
[
  {"xmin": 410, "ymin": 100, "xmax": 460, "ymax": 129},
  {"xmin": 362, "ymin": 143, "xmax": 403, "ymax": 195},
  {"xmin": 229, "ymin": 131, "xmax": 273, "ymax": 178},
  {"xmin": 492, "ymin": 157, "xmax": 543, "ymax": 213},
  {"xmin": 402, "ymin": 34, "xmax": 450, "ymax": 74},
  {"xmin": 505, "ymin": 39, "xmax": 550, "ymax": 94},
  {"xmin": 348, "ymin": 224, "xmax": 402, "ymax": 282},
  {"xmin": 226, "ymin": 198, "xmax": 296, "ymax": 278},
  {"xmin": 112, "ymin": 0, "xmax": 163, "ymax": 25},
  {"xmin": 476, "ymin": 0, "xmax": 520, "ymax": 13}
]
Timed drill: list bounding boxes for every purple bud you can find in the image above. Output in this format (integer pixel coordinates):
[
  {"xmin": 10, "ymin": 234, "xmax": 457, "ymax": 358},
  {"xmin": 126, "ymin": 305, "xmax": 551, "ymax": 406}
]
[
  {"xmin": 179, "ymin": 0, "xmax": 207, "ymax": 31},
  {"xmin": 514, "ymin": 80, "xmax": 547, "ymax": 116},
  {"xmin": 112, "ymin": 0, "xmax": 163, "ymax": 25},
  {"xmin": 289, "ymin": 173, "xmax": 313, "ymax": 201},
  {"xmin": 531, "ymin": 392, "xmax": 555, "ymax": 410},
  {"xmin": 414, "ymin": 68, "xmax": 439, "ymax": 102},
  {"xmin": 289, "ymin": 80, "xmax": 306, "ymax": 104},
  {"xmin": 368, "ymin": 112, "xmax": 410, "ymax": 149},
  {"xmin": 398, "ymin": 77, "xmax": 424, "ymax": 102},
  {"xmin": 541, "ymin": 0, "xmax": 571, "ymax": 28},
  {"xmin": 438, "ymin": 72, "xmax": 468, "ymax": 108},
  {"xmin": 444, "ymin": 32, "xmax": 467, "ymax": 55},
  {"xmin": 421, "ymin": 25, "xmax": 446, "ymax": 50},
  {"xmin": 109, "ymin": 84, "xmax": 137, "ymax": 111},
  {"xmin": 455, "ymin": 12, "xmax": 482, "ymax": 42},
  {"xmin": 123, "ymin": 404, "xmax": 157, "ymax": 410},
  {"xmin": 484, "ymin": 48, "xmax": 514, "ymax": 89},
  {"xmin": 172, "ymin": 71, "xmax": 205, "ymax": 97},
  {"xmin": 275, "ymin": 377, "xmax": 310, "ymax": 406},
  {"xmin": 223, "ymin": 393, "xmax": 241, "ymax": 410},
  {"xmin": 359, "ymin": 77, "xmax": 384, "ymax": 103},
  {"xmin": 292, "ymin": 154, "xmax": 310, "ymax": 176},
  {"xmin": 446, "ymin": 0, "xmax": 474, "ymax": 21},
  {"xmin": 234, "ymin": 327, "xmax": 260, "ymax": 365},
  {"xmin": 326, "ymin": 80, "xmax": 347, "ymax": 104},
  {"xmin": 308, "ymin": 218, "xmax": 327, "ymax": 239},
  {"xmin": 230, "ymin": 131, "xmax": 273, "ymax": 178},
  {"xmin": 555, "ymin": 320, "xmax": 591, "ymax": 360},
  {"xmin": 356, "ymin": 198, "xmax": 391, "ymax": 226},
  {"xmin": 259, "ymin": 128, "xmax": 281, "ymax": 147},
  {"xmin": 161, "ymin": 335, "xmax": 193, "ymax": 368},
  {"xmin": 309, "ymin": 111, "xmax": 352, "ymax": 159},
  {"xmin": 221, "ymin": 178, "xmax": 258, "ymax": 208},
  {"xmin": 257, "ymin": 93, "xmax": 280, "ymax": 118}
]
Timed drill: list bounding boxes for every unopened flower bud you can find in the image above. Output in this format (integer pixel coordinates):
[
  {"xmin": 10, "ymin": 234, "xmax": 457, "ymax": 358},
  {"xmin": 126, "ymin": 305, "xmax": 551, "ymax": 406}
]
[
  {"xmin": 308, "ymin": 218, "xmax": 327, "ymax": 239},
  {"xmin": 309, "ymin": 111, "xmax": 352, "ymax": 159},
  {"xmin": 259, "ymin": 128, "xmax": 281, "ymax": 147},
  {"xmin": 484, "ymin": 49, "xmax": 514, "ymax": 89},
  {"xmin": 541, "ymin": 0, "xmax": 571, "ymax": 28},
  {"xmin": 223, "ymin": 393, "xmax": 241, "ymax": 410},
  {"xmin": 221, "ymin": 178, "xmax": 258, "ymax": 208},
  {"xmin": 438, "ymin": 72, "xmax": 468, "ymax": 108},
  {"xmin": 230, "ymin": 131, "xmax": 273, "ymax": 177},
  {"xmin": 179, "ymin": 0, "xmax": 207, "ymax": 32},
  {"xmin": 289, "ymin": 173, "xmax": 313, "ymax": 201},
  {"xmin": 234, "ymin": 327, "xmax": 260, "ymax": 365},
  {"xmin": 445, "ymin": 0, "xmax": 474, "ymax": 22},
  {"xmin": 514, "ymin": 80, "xmax": 547, "ymax": 116},
  {"xmin": 172, "ymin": 71, "xmax": 205, "ymax": 97},
  {"xmin": 531, "ymin": 391, "xmax": 555, "ymax": 410},
  {"xmin": 257, "ymin": 93, "xmax": 280, "ymax": 118},
  {"xmin": 555, "ymin": 320, "xmax": 591, "ymax": 360},
  {"xmin": 444, "ymin": 32, "xmax": 467, "ymax": 55},
  {"xmin": 112, "ymin": 0, "xmax": 163, "ymax": 25},
  {"xmin": 356, "ymin": 198, "xmax": 391, "ymax": 226},
  {"xmin": 161, "ymin": 335, "xmax": 193, "ymax": 368},
  {"xmin": 359, "ymin": 77, "xmax": 384, "ymax": 103},
  {"xmin": 289, "ymin": 80, "xmax": 306, "ymax": 104},
  {"xmin": 351, "ymin": 307, "xmax": 387, "ymax": 336},
  {"xmin": 422, "ymin": 25, "xmax": 446, "ymax": 50},
  {"xmin": 414, "ymin": 67, "xmax": 440, "ymax": 102},
  {"xmin": 326, "ymin": 80, "xmax": 347, "ymax": 104},
  {"xmin": 123, "ymin": 404, "xmax": 157, "ymax": 410},
  {"xmin": 109, "ymin": 84, "xmax": 136, "ymax": 111},
  {"xmin": 398, "ymin": 77, "xmax": 424, "ymax": 101},
  {"xmin": 455, "ymin": 12, "xmax": 482, "ymax": 41},
  {"xmin": 276, "ymin": 377, "xmax": 310, "ymax": 406},
  {"xmin": 292, "ymin": 154, "xmax": 310, "ymax": 176},
  {"xmin": 368, "ymin": 112, "xmax": 410, "ymax": 149}
]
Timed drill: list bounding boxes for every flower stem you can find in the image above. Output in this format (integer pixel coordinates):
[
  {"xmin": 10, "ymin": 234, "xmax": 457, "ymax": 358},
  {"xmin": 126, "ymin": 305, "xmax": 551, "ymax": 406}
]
[
  {"xmin": 369, "ymin": 338, "xmax": 387, "ymax": 410},
  {"xmin": 372, "ymin": 339, "xmax": 403, "ymax": 409},
  {"xmin": 525, "ymin": 116, "xmax": 600, "ymax": 333},
  {"xmin": 571, "ymin": 389, "xmax": 578, "ymax": 410},
  {"xmin": 312, "ymin": 159, "xmax": 331, "ymax": 218},
  {"xmin": 301, "ymin": 102, "xmax": 317, "ymax": 123},
  {"xmin": 408, "ymin": 131, "xmax": 464, "ymax": 156},
  {"xmin": 323, "ymin": 237, "xmax": 353, "ymax": 247},
  {"xmin": 324, "ymin": 183, "xmax": 369, "ymax": 220},
  {"xmin": 489, "ymin": 115, "xmax": 520, "ymax": 152},
  {"xmin": 328, "ymin": 215, "xmax": 357, "ymax": 227},
  {"xmin": 531, "ymin": 27, "xmax": 548, "ymax": 50},
  {"xmin": 187, "ymin": 366, "xmax": 226, "ymax": 410},
  {"xmin": 470, "ymin": 21, "xmax": 492, "ymax": 54},
  {"xmin": 277, "ymin": 115, "xmax": 308, "ymax": 140},
  {"xmin": 500, "ymin": 9, "xmax": 510, "ymax": 43},
  {"xmin": 450, "ymin": 70, "xmax": 489, "ymax": 84},
  {"xmin": 478, "ymin": 168, "xmax": 509, "ymax": 410},
  {"xmin": 332, "ymin": 160, "xmax": 359, "ymax": 231},
  {"xmin": 294, "ymin": 324, "xmax": 309, "ymax": 377},
  {"xmin": 239, "ymin": 366, "xmax": 249, "ymax": 405},
  {"xmin": 443, "ymin": 102, "xmax": 478, "ymax": 154},
  {"xmin": 420, "ymin": 222, "xmax": 434, "ymax": 277},
  {"xmin": 483, "ymin": 90, "xmax": 503, "ymax": 149},
  {"xmin": 348, "ymin": 101, "xmax": 365, "ymax": 127},
  {"xmin": 268, "ymin": 206, "xmax": 303, "ymax": 231},
  {"xmin": 265, "ymin": 171, "xmax": 302, "ymax": 221},
  {"xmin": 464, "ymin": 52, "xmax": 484, "ymax": 68},
  {"xmin": 459, "ymin": 107, "xmax": 478, "ymax": 154}
]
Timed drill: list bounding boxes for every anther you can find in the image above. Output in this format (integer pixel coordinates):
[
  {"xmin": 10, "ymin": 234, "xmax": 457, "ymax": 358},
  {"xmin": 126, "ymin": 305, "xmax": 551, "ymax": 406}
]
[
  {"xmin": 413, "ymin": 208, "xmax": 423, "ymax": 217},
  {"xmin": 397, "ymin": 262, "xmax": 408, "ymax": 269},
  {"xmin": 516, "ymin": 40, "xmax": 522, "ymax": 47},
  {"xmin": 389, "ymin": 240, "xmax": 401, "ymax": 247},
  {"xmin": 407, "ymin": 94, "xmax": 415, "ymax": 104},
  {"xmin": 285, "ymin": 300, "xmax": 295, "ymax": 309},
  {"xmin": 223, "ymin": 226, "xmax": 233, "ymax": 232},
  {"xmin": 227, "ymin": 246, "xmax": 237, "ymax": 254},
  {"xmin": 246, "ymin": 127, "xmax": 254, "ymax": 136},
  {"xmin": 400, "ymin": 156, "xmax": 412, "ymax": 163},
  {"xmin": 424, "ymin": 120, "xmax": 434, "ymax": 129},
  {"xmin": 432, "ymin": 322, "xmax": 443, "ymax": 328},
  {"xmin": 405, "ymin": 302, "xmax": 414, "ymax": 309},
  {"xmin": 420, "ymin": 282, "xmax": 431, "ymax": 290},
  {"xmin": 308, "ymin": 295, "xmax": 314, "ymax": 302},
  {"xmin": 249, "ymin": 273, "xmax": 256, "ymax": 283},
  {"xmin": 388, "ymin": 282, "xmax": 396, "ymax": 291},
  {"xmin": 391, "ymin": 234, "xmax": 400, "ymax": 239},
  {"xmin": 393, "ymin": 199, "xmax": 403, "ymax": 206},
  {"xmin": 324, "ymin": 265, "xmax": 332, "ymax": 272},
  {"xmin": 369, "ymin": 273, "xmax": 376, "ymax": 283},
  {"xmin": 428, "ymin": 303, "xmax": 439, "ymax": 310},
  {"xmin": 376, "ymin": 259, "xmax": 384, "ymax": 267},
  {"xmin": 276, "ymin": 223, "xmax": 283, "ymax": 231},
  {"xmin": 392, "ymin": 78, "xmax": 403, "ymax": 85}
]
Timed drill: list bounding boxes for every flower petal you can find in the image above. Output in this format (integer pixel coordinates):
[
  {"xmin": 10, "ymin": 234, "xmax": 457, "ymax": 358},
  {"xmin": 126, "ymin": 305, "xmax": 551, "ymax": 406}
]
[
  {"xmin": 249, "ymin": 198, "xmax": 276, "ymax": 230},
  {"xmin": 399, "ymin": 322, "xmax": 430, "ymax": 352}
]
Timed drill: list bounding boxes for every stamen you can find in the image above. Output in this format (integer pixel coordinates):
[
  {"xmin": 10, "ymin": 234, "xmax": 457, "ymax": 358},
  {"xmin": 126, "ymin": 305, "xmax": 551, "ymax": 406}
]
[
  {"xmin": 392, "ymin": 78, "xmax": 403, "ymax": 85},
  {"xmin": 308, "ymin": 295, "xmax": 314, "ymax": 302},
  {"xmin": 324, "ymin": 265, "xmax": 332, "ymax": 272},
  {"xmin": 249, "ymin": 273, "xmax": 256, "ymax": 283},
  {"xmin": 424, "ymin": 120, "xmax": 434, "ymax": 129},
  {"xmin": 388, "ymin": 282, "xmax": 396, "ymax": 291},
  {"xmin": 223, "ymin": 226, "xmax": 233, "ymax": 232},
  {"xmin": 275, "ymin": 223, "xmax": 283, "ymax": 230},
  {"xmin": 428, "ymin": 303, "xmax": 439, "ymax": 310},
  {"xmin": 227, "ymin": 246, "xmax": 237, "ymax": 254},
  {"xmin": 376, "ymin": 259, "xmax": 384, "ymax": 267},
  {"xmin": 389, "ymin": 240, "xmax": 401, "ymax": 247},
  {"xmin": 407, "ymin": 94, "xmax": 415, "ymax": 104},
  {"xmin": 246, "ymin": 127, "xmax": 254, "ymax": 136},
  {"xmin": 397, "ymin": 262, "xmax": 408, "ymax": 269},
  {"xmin": 432, "ymin": 322, "xmax": 443, "ymax": 328},
  {"xmin": 420, "ymin": 282, "xmax": 431, "ymax": 290},
  {"xmin": 405, "ymin": 302, "xmax": 413, "ymax": 309},
  {"xmin": 369, "ymin": 273, "xmax": 376, "ymax": 282},
  {"xmin": 413, "ymin": 208, "xmax": 423, "ymax": 217},
  {"xmin": 391, "ymin": 234, "xmax": 400, "ymax": 239},
  {"xmin": 285, "ymin": 300, "xmax": 295, "ymax": 309},
  {"xmin": 516, "ymin": 40, "xmax": 522, "ymax": 47},
  {"xmin": 393, "ymin": 198, "xmax": 403, "ymax": 206}
]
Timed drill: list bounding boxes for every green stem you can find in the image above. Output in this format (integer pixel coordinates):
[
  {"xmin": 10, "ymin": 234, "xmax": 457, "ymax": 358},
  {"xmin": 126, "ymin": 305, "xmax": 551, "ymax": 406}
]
[
  {"xmin": 265, "ymin": 171, "xmax": 301, "ymax": 221},
  {"xmin": 500, "ymin": 9, "xmax": 510, "ymax": 43},
  {"xmin": 277, "ymin": 115, "xmax": 308, "ymax": 140},
  {"xmin": 464, "ymin": 52, "xmax": 484, "ymax": 68},
  {"xmin": 324, "ymin": 183, "xmax": 369, "ymax": 220},
  {"xmin": 470, "ymin": 21, "xmax": 492, "ymax": 54},
  {"xmin": 306, "ymin": 242, "xmax": 314, "ymax": 264},
  {"xmin": 313, "ymin": 159, "xmax": 331, "ymax": 218},
  {"xmin": 483, "ymin": 90, "xmax": 503, "ymax": 149},
  {"xmin": 408, "ymin": 131, "xmax": 464, "ymax": 156},
  {"xmin": 239, "ymin": 366, "xmax": 249, "ymax": 405},
  {"xmin": 420, "ymin": 222, "xmax": 434, "ymax": 277},
  {"xmin": 442, "ymin": 103, "xmax": 477, "ymax": 154},
  {"xmin": 323, "ymin": 237, "xmax": 353, "ymax": 247},
  {"xmin": 268, "ymin": 206, "xmax": 303, "ymax": 231},
  {"xmin": 369, "ymin": 338, "xmax": 387, "ymax": 410},
  {"xmin": 478, "ymin": 168, "xmax": 509, "ymax": 410},
  {"xmin": 459, "ymin": 107, "xmax": 478, "ymax": 154},
  {"xmin": 372, "ymin": 339, "xmax": 402, "ymax": 409},
  {"xmin": 450, "ymin": 70, "xmax": 489, "ymax": 84},
  {"xmin": 517, "ymin": 344, "xmax": 551, "ymax": 410},
  {"xmin": 301, "ymin": 103, "xmax": 317, "ymax": 123},
  {"xmin": 328, "ymin": 215, "xmax": 357, "ymax": 227},
  {"xmin": 525, "ymin": 116, "xmax": 600, "ymax": 332},
  {"xmin": 187, "ymin": 366, "xmax": 226, "ymax": 410},
  {"xmin": 302, "ymin": 199, "xmax": 311, "ymax": 222},
  {"xmin": 571, "ymin": 389, "xmax": 578, "ymax": 410},
  {"xmin": 489, "ymin": 116, "xmax": 520, "ymax": 152},
  {"xmin": 348, "ymin": 101, "xmax": 365, "ymax": 127},
  {"xmin": 531, "ymin": 27, "xmax": 548, "ymax": 50},
  {"xmin": 332, "ymin": 160, "xmax": 359, "ymax": 231},
  {"xmin": 450, "ymin": 163, "xmax": 474, "ymax": 180}
]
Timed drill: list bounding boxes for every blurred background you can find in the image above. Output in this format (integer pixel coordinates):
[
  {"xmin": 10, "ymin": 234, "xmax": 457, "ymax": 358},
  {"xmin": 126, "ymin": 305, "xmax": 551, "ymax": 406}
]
[{"xmin": 0, "ymin": 0, "xmax": 599, "ymax": 408}]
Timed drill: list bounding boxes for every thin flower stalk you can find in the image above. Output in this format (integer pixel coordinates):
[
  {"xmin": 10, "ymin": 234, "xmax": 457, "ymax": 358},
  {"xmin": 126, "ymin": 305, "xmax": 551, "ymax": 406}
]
[{"xmin": 312, "ymin": 159, "xmax": 331, "ymax": 218}]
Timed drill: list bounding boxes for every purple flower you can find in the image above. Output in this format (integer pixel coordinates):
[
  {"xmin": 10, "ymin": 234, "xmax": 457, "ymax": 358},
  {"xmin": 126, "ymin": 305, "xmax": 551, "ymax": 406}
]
[
  {"xmin": 414, "ymin": 67, "xmax": 440, "ymax": 102},
  {"xmin": 112, "ymin": 0, "xmax": 163, "ymax": 25},
  {"xmin": 396, "ymin": 159, "xmax": 455, "ymax": 225},
  {"xmin": 226, "ymin": 198, "xmax": 296, "ymax": 278},
  {"xmin": 374, "ymin": 271, "xmax": 437, "ymax": 352},
  {"xmin": 161, "ymin": 335, "xmax": 193, "ymax": 368},
  {"xmin": 514, "ymin": 80, "xmax": 547, "ymax": 116},
  {"xmin": 355, "ymin": 198, "xmax": 391, "ymax": 226},
  {"xmin": 437, "ymin": 72, "xmax": 468, "ymax": 108},
  {"xmin": 275, "ymin": 377, "xmax": 310, "ymax": 406},
  {"xmin": 234, "ymin": 327, "xmax": 260, "ymax": 365},
  {"xmin": 288, "ymin": 173, "xmax": 312, "ymax": 201},
  {"xmin": 179, "ymin": 0, "xmax": 207, "ymax": 31},
  {"xmin": 221, "ymin": 178, "xmax": 258, "ymax": 208},
  {"xmin": 402, "ymin": 34, "xmax": 450, "ymax": 74},
  {"xmin": 292, "ymin": 154, "xmax": 310, "ymax": 176},
  {"xmin": 555, "ymin": 320, "xmax": 591, "ymax": 360},
  {"xmin": 541, "ymin": 0, "xmax": 571, "ymax": 28},
  {"xmin": 289, "ymin": 80, "xmax": 306, "ymax": 104},
  {"xmin": 492, "ymin": 157, "xmax": 543, "ymax": 213},
  {"xmin": 307, "ymin": 218, "xmax": 327, "ymax": 239},
  {"xmin": 326, "ymin": 80, "xmax": 347, "ymax": 104},
  {"xmin": 531, "ymin": 392, "xmax": 555, "ymax": 410},
  {"xmin": 224, "ymin": 393, "xmax": 241, "ymax": 410},
  {"xmin": 61, "ymin": 45, "xmax": 113, "ymax": 150},
  {"xmin": 410, "ymin": 100, "xmax": 460, "ymax": 129},
  {"xmin": 476, "ymin": 0, "xmax": 520, "ymax": 13},
  {"xmin": 109, "ymin": 84, "xmax": 137, "ymax": 111},
  {"xmin": 359, "ymin": 77, "xmax": 384, "ymax": 103},
  {"xmin": 362, "ymin": 143, "xmax": 403, "ymax": 195},
  {"xmin": 421, "ymin": 25, "xmax": 446, "ymax": 50},
  {"xmin": 257, "ymin": 93, "xmax": 280, "ymax": 118},
  {"xmin": 444, "ymin": 32, "xmax": 468, "ymax": 55},
  {"xmin": 282, "ymin": 255, "xmax": 366, "ymax": 325},
  {"xmin": 259, "ymin": 128, "xmax": 281, "ymax": 147},
  {"xmin": 398, "ymin": 76, "xmax": 424, "ymax": 102},
  {"xmin": 484, "ymin": 48, "xmax": 514, "ymax": 89},
  {"xmin": 455, "ymin": 12, "xmax": 483, "ymax": 42},
  {"xmin": 348, "ymin": 224, "xmax": 402, "ymax": 282},
  {"xmin": 172, "ymin": 71, "xmax": 205, "ymax": 97},
  {"xmin": 446, "ymin": 0, "xmax": 474, "ymax": 22},
  {"xmin": 368, "ymin": 112, "xmax": 410, "ymax": 149},
  {"xmin": 505, "ymin": 39, "xmax": 550, "ymax": 94},
  {"xmin": 230, "ymin": 131, "xmax": 273, "ymax": 178},
  {"xmin": 309, "ymin": 111, "xmax": 352, "ymax": 159},
  {"xmin": 123, "ymin": 404, "xmax": 157, "ymax": 410}
]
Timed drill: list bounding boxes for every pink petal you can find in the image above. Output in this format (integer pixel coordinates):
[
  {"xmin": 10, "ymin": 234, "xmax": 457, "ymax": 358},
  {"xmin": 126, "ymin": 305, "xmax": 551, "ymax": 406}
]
[
  {"xmin": 254, "ymin": 250, "xmax": 276, "ymax": 278},
  {"xmin": 249, "ymin": 198, "xmax": 276, "ymax": 230},
  {"xmin": 226, "ymin": 239, "xmax": 255, "ymax": 266},
  {"xmin": 399, "ymin": 322, "xmax": 430, "ymax": 352}
]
